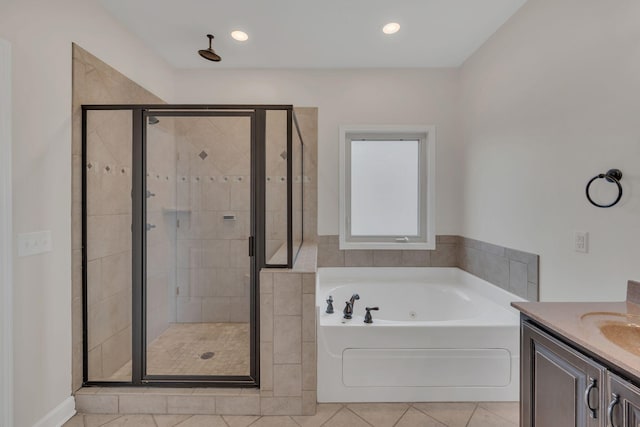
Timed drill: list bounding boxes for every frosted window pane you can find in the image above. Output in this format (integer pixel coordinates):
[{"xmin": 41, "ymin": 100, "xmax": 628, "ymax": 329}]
[{"xmin": 351, "ymin": 140, "xmax": 419, "ymax": 236}]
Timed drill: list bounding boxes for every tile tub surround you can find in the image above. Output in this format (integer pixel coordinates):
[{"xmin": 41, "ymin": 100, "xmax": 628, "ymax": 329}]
[
  {"xmin": 66, "ymin": 401, "xmax": 519, "ymax": 426},
  {"xmin": 317, "ymin": 235, "xmax": 539, "ymax": 301},
  {"xmin": 259, "ymin": 244, "xmax": 318, "ymax": 416}
]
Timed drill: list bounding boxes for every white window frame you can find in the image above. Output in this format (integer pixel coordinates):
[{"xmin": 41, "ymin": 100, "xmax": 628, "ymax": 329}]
[{"xmin": 339, "ymin": 125, "xmax": 436, "ymax": 250}]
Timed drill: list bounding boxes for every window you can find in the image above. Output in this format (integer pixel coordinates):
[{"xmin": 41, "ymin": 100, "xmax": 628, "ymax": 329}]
[{"xmin": 339, "ymin": 125, "xmax": 435, "ymax": 250}]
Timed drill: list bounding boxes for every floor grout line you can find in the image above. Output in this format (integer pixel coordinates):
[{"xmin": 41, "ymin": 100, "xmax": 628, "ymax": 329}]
[
  {"xmin": 344, "ymin": 406, "xmax": 375, "ymax": 427},
  {"xmin": 465, "ymin": 404, "xmax": 480, "ymax": 427},
  {"xmin": 319, "ymin": 404, "xmax": 345, "ymax": 427},
  {"xmin": 391, "ymin": 404, "xmax": 412, "ymax": 427}
]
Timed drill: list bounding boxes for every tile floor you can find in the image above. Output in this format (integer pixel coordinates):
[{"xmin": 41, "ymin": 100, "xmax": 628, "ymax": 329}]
[
  {"xmin": 105, "ymin": 323, "xmax": 250, "ymax": 381},
  {"xmin": 64, "ymin": 402, "xmax": 519, "ymax": 426}
]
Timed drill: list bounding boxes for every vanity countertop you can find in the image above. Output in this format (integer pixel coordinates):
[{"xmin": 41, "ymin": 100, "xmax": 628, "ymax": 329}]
[{"xmin": 512, "ymin": 300, "xmax": 640, "ymax": 381}]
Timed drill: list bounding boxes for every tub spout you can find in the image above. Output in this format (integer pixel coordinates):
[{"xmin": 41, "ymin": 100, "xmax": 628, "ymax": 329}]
[{"xmin": 343, "ymin": 294, "xmax": 360, "ymax": 319}]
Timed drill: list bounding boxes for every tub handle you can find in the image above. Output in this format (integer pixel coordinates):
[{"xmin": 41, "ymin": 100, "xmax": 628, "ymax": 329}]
[
  {"xmin": 326, "ymin": 296, "xmax": 334, "ymax": 314},
  {"xmin": 583, "ymin": 377, "xmax": 598, "ymax": 419},
  {"xmin": 364, "ymin": 307, "xmax": 379, "ymax": 324}
]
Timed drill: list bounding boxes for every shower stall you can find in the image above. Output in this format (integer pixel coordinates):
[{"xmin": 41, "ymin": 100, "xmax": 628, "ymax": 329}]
[{"xmin": 81, "ymin": 105, "xmax": 304, "ymax": 387}]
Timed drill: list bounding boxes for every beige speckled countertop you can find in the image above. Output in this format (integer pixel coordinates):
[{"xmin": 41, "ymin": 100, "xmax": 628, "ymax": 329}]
[{"xmin": 512, "ymin": 300, "xmax": 640, "ymax": 381}]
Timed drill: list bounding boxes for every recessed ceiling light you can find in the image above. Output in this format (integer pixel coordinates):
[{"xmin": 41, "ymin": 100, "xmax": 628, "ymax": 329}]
[
  {"xmin": 382, "ymin": 22, "xmax": 401, "ymax": 35},
  {"xmin": 231, "ymin": 30, "xmax": 249, "ymax": 42}
]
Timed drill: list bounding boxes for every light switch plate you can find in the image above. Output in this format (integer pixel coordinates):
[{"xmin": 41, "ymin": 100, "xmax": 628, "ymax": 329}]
[
  {"xmin": 574, "ymin": 231, "xmax": 588, "ymax": 253},
  {"xmin": 18, "ymin": 230, "xmax": 52, "ymax": 256}
]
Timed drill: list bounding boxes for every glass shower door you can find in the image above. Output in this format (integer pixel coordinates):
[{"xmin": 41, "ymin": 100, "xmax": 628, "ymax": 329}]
[{"xmin": 144, "ymin": 113, "xmax": 253, "ymax": 379}]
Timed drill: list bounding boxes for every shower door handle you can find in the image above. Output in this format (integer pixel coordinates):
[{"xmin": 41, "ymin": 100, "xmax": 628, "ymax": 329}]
[{"xmin": 248, "ymin": 236, "xmax": 254, "ymax": 257}]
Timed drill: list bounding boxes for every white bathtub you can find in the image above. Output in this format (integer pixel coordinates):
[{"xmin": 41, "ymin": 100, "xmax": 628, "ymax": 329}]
[{"xmin": 316, "ymin": 267, "xmax": 524, "ymax": 402}]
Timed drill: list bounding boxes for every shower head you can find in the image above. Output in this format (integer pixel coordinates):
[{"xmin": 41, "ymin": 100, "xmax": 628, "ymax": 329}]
[
  {"xmin": 148, "ymin": 116, "xmax": 160, "ymax": 125},
  {"xmin": 198, "ymin": 34, "xmax": 221, "ymax": 62}
]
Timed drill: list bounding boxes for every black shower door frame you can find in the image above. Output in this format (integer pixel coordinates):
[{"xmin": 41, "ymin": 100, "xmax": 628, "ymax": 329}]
[{"xmin": 81, "ymin": 104, "xmax": 296, "ymax": 388}]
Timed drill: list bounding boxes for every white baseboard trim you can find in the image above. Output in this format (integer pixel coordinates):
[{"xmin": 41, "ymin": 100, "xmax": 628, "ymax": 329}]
[{"xmin": 32, "ymin": 396, "xmax": 76, "ymax": 427}]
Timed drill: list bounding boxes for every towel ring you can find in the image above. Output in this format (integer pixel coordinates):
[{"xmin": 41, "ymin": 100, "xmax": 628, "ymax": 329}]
[{"xmin": 585, "ymin": 169, "xmax": 623, "ymax": 208}]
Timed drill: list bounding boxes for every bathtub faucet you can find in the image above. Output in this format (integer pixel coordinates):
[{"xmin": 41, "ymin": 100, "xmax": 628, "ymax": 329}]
[{"xmin": 343, "ymin": 294, "xmax": 360, "ymax": 319}]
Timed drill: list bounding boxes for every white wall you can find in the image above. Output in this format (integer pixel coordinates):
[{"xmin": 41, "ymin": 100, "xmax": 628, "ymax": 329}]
[
  {"xmin": 460, "ymin": 0, "xmax": 640, "ymax": 301},
  {"xmin": 174, "ymin": 68, "xmax": 462, "ymax": 237},
  {"xmin": 0, "ymin": 38, "xmax": 13, "ymax": 427},
  {"xmin": 0, "ymin": 1, "xmax": 174, "ymax": 425}
]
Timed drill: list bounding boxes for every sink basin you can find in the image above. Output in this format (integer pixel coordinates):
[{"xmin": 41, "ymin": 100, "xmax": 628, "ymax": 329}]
[{"xmin": 581, "ymin": 312, "xmax": 640, "ymax": 356}]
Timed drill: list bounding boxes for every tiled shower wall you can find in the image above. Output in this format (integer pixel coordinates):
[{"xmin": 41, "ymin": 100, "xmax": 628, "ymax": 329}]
[
  {"xmin": 173, "ymin": 116, "xmax": 252, "ymax": 323},
  {"xmin": 73, "ymin": 44, "xmax": 167, "ymax": 386},
  {"xmin": 317, "ymin": 235, "xmax": 539, "ymax": 300}
]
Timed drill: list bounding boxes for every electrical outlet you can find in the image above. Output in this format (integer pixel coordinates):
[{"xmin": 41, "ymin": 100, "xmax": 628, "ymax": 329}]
[
  {"xmin": 18, "ymin": 230, "xmax": 53, "ymax": 257},
  {"xmin": 574, "ymin": 231, "xmax": 588, "ymax": 253}
]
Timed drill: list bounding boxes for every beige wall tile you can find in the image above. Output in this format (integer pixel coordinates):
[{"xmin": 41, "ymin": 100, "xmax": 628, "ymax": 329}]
[
  {"xmin": 302, "ymin": 274, "xmax": 315, "ymax": 295},
  {"xmin": 372, "ymin": 250, "xmax": 403, "ymax": 267},
  {"xmin": 401, "ymin": 250, "xmax": 431, "ymax": 267},
  {"xmin": 202, "ymin": 297, "xmax": 231, "ymax": 322},
  {"xmin": 167, "ymin": 395, "xmax": 216, "ymax": 414},
  {"xmin": 119, "ymin": 395, "xmax": 167, "ymax": 414},
  {"xmin": 216, "ymin": 396, "xmax": 260, "ymax": 415},
  {"xmin": 260, "ymin": 272, "xmax": 274, "ymax": 294},
  {"xmin": 274, "ymin": 273, "xmax": 302, "ymax": 316},
  {"xmin": 177, "ymin": 296, "xmax": 202, "ymax": 323},
  {"xmin": 75, "ymin": 394, "xmax": 118, "ymax": 413},
  {"xmin": 228, "ymin": 296, "xmax": 250, "ymax": 323},
  {"xmin": 260, "ymin": 342, "xmax": 274, "ymax": 391},
  {"xmin": 260, "ymin": 397, "xmax": 302, "ymax": 416},
  {"xmin": 273, "ymin": 365, "xmax": 302, "ymax": 397},
  {"xmin": 302, "ymin": 342, "xmax": 316, "ymax": 391},
  {"xmin": 317, "ymin": 242, "xmax": 343, "ymax": 267},
  {"xmin": 260, "ymin": 292, "xmax": 274, "ymax": 343},
  {"xmin": 344, "ymin": 250, "xmax": 373, "ymax": 267},
  {"xmin": 431, "ymin": 243, "xmax": 458, "ymax": 267},
  {"xmin": 301, "ymin": 391, "xmax": 317, "ymax": 416},
  {"xmin": 100, "ymin": 326, "xmax": 131, "ymax": 378},
  {"xmin": 302, "ymin": 295, "xmax": 316, "ymax": 342},
  {"xmin": 273, "ymin": 316, "xmax": 302, "ymax": 364}
]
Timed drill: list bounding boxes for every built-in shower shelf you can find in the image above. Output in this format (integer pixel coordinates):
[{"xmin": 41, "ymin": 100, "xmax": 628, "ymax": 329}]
[{"xmin": 162, "ymin": 207, "xmax": 192, "ymax": 214}]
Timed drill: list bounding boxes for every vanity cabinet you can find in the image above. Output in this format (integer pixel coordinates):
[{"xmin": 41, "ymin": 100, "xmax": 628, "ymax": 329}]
[
  {"xmin": 522, "ymin": 322, "xmax": 606, "ymax": 427},
  {"xmin": 607, "ymin": 373, "xmax": 640, "ymax": 427}
]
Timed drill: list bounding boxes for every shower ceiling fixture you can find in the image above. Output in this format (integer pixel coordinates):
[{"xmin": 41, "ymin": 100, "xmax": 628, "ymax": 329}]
[{"xmin": 198, "ymin": 34, "xmax": 221, "ymax": 62}]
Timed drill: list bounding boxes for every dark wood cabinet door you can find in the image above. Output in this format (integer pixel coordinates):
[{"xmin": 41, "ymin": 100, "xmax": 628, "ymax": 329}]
[
  {"xmin": 522, "ymin": 322, "xmax": 606, "ymax": 427},
  {"xmin": 608, "ymin": 373, "xmax": 640, "ymax": 427}
]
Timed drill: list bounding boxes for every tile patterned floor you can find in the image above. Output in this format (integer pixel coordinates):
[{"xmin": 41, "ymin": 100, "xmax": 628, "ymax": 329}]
[
  {"xmin": 64, "ymin": 402, "xmax": 518, "ymax": 427},
  {"xmin": 106, "ymin": 323, "xmax": 250, "ymax": 380}
]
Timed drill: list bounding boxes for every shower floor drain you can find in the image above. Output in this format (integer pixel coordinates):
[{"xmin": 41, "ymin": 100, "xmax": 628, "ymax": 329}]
[{"xmin": 200, "ymin": 352, "xmax": 215, "ymax": 360}]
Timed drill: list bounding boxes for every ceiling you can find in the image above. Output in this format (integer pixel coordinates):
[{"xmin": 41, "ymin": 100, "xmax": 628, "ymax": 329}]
[{"xmin": 98, "ymin": 0, "xmax": 527, "ymax": 69}]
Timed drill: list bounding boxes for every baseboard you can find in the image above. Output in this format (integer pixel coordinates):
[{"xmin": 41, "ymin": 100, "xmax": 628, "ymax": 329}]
[{"xmin": 32, "ymin": 396, "xmax": 76, "ymax": 427}]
